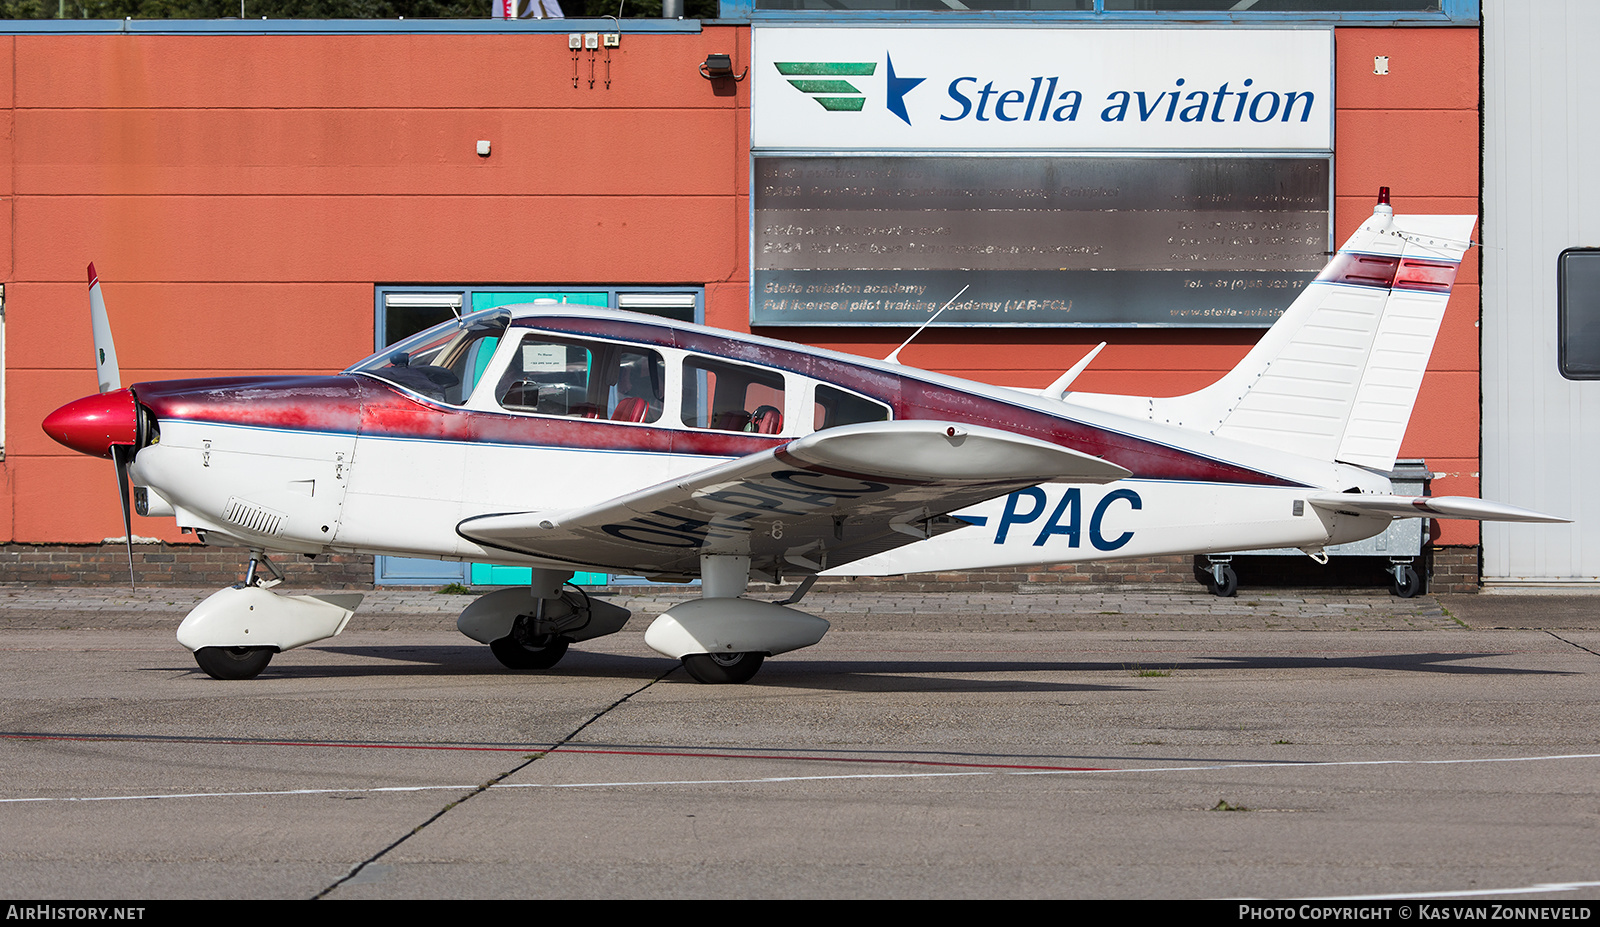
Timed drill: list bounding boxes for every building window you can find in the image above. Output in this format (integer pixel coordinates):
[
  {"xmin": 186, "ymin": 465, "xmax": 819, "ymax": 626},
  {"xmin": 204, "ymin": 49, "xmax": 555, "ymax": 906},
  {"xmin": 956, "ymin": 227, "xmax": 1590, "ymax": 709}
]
[
  {"xmin": 370, "ymin": 284, "xmax": 702, "ymax": 586},
  {"xmin": 1558, "ymin": 249, "xmax": 1600, "ymax": 380}
]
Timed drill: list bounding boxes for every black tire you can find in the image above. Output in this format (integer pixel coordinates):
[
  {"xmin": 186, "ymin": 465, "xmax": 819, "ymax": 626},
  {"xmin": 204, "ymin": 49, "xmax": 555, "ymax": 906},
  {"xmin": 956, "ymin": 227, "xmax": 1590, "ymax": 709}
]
[
  {"xmin": 490, "ymin": 635, "xmax": 569, "ymax": 670},
  {"xmin": 682, "ymin": 651, "xmax": 765, "ymax": 684},
  {"xmin": 193, "ymin": 646, "xmax": 274, "ymax": 680},
  {"xmin": 1209, "ymin": 565, "xmax": 1238, "ymax": 598},
  {"xmin": 1392, "ymin": 564, "xmax": 1423, "ymax": 598}
]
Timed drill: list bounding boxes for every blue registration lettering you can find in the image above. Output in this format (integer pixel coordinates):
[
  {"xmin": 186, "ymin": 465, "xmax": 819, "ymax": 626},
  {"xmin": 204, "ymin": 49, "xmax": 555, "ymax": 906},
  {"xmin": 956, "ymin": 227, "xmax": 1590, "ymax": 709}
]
[
  {"xmin": 1088, "ymin": 489, "xmax": 1141, "ymax": 551},
  {"xmin": 1032, "ymin": 488, "xmax": 1080, "ymax": 547},
  {"xmin": 994, "ymin": 487, "xmax": 1046, "ymax": 543}
]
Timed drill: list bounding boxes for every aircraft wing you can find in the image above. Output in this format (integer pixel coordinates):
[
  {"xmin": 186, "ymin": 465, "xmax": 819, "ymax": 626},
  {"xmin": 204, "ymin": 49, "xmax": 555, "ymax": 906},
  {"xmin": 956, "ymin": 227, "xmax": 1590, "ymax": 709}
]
[
  {"xmin": 1306, "ymin": 493, "xmax": 1568, "ymax": 524},
  {"xmin": 457, "ymin": 420, "xmax": 1131, "ymax": 578}
]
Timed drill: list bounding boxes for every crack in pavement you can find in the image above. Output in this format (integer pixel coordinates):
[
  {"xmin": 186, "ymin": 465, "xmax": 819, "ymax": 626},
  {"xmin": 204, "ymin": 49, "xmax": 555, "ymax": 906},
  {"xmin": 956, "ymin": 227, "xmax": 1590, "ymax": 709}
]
[
  {"xmin": 311, "ymin": 664, "xmax": 679, "ymax": 899},
  {"xmin": 1544, "ymin": 629, "xmax": 1600, "ymax": 658}
]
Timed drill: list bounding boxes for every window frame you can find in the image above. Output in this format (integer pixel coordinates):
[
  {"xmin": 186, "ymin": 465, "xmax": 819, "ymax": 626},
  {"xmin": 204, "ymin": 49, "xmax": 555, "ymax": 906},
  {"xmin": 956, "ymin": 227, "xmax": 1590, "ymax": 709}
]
[
  {"xmin": 1557, "ymin": 248, "xmax": 1600, "ymax": 381},
  {"xmin": 483, "ymin": 332, "xmax": 670, "ymax": 426},
  {"xmin": 681, "ymin": 354, "xmax": 793, "ymax": 435},
  {"xmin": 813, "ymin": 381, "xmax": 893, "ymax": 432}
]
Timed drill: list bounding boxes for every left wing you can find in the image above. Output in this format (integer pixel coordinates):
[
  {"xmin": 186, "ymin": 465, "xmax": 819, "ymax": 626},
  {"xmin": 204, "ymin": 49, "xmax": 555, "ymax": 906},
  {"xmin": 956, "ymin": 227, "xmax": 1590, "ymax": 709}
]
[{"xmin": 458, "ymin": 420, "xmax": 1131, "ymax": 578}]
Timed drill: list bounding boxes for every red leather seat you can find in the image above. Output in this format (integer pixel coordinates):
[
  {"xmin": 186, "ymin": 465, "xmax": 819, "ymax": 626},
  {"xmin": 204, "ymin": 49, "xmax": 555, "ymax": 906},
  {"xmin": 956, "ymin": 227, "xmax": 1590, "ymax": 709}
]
[
  {"xmin": 751, "ymin": 405, "xmax": 782, "ymax": 434},
  {"xmin": 612, "ymin": 397, "xmax": 650, "ymax": 423}
]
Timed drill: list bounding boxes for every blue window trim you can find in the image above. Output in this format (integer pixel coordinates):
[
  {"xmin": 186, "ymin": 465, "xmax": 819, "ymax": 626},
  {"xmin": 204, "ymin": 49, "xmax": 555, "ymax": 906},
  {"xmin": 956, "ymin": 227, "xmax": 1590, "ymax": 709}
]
[{"xmin": 374, "ymin": 285, "xmax": 705, "ymax": 352}]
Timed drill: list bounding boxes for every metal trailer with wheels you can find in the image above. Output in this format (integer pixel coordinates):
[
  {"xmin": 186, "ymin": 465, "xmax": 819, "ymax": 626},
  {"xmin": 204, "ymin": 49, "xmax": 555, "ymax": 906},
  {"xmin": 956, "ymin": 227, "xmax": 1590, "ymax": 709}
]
[{"xmin": 1198, "ymin": 460, "xmax": 1432, "ymax": 598}]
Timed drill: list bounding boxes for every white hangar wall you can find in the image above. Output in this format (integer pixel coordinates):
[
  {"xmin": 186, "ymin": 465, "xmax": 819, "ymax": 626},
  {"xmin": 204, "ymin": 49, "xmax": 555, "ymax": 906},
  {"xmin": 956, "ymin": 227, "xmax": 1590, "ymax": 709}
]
[{"xmin": 1483, "ymin": 0, "xmax": 1600, "ymax": 583}]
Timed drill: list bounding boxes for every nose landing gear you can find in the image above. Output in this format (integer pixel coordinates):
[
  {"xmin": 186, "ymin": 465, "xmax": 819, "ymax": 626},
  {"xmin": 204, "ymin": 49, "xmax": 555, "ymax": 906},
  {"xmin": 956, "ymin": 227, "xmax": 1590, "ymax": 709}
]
[{"xmin": 178, "ymin": 550, "xmax": 364, "ymax": 680}]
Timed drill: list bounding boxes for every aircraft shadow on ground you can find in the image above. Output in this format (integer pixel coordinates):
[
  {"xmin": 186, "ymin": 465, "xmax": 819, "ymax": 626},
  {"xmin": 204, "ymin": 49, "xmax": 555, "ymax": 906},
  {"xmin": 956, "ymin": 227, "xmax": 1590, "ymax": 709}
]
[{"xmin": 149, "ymin": 645, "xmax": 1569, "ymax": 694}]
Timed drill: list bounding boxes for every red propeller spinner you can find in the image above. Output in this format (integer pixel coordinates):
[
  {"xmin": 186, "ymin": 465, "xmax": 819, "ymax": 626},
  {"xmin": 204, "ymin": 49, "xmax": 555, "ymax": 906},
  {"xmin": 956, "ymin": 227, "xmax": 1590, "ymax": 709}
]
[{"xmin": 42, "ymin": 388, "xmax": 138, "ymax": 459}]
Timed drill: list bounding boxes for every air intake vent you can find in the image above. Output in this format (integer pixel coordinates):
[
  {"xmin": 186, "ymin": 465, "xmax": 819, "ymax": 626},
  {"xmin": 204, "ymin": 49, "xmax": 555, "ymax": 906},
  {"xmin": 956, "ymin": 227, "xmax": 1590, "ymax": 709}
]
[{"xmin": 223, "ymin": 497, "xmax": 285, "ymax": 537}]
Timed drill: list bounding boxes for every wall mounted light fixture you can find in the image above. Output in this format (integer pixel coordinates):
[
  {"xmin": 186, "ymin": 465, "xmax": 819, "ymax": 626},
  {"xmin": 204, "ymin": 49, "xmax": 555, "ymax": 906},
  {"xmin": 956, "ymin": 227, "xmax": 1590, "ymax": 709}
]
[{"xmin": 699, "ymin": 54, "xmax": 748, "ymax": 82}]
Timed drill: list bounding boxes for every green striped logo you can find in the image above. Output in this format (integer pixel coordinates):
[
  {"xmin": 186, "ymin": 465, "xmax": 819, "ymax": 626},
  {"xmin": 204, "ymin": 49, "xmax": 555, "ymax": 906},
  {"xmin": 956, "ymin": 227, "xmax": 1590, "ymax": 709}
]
[{"xmin": 775, "ymin": 61, "xmax": 877, "ymax": 112}]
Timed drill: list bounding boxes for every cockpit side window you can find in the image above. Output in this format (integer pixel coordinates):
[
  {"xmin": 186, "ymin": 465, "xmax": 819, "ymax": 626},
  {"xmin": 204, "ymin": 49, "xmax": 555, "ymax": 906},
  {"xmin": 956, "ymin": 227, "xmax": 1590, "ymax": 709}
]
[
  {"xmin": 495, "ymin": 334, "xmax": 664, "ymax": 423},
  {"xmin": 499, "ymin": 340, "xmax": 597, "ymax": 417},
  {"xmin": 682, "ymin": 357, "xmax": 786, "ymax": 434},
  {"xmin": 609, "ymin": 349, "xmax": 666, "ymax": 423},
  {"xmin": 814, "ymin": 384, "xmax": 891, "ymax": 431},
  {"xmin": 348, "ymin": 309, "xmax": 510, "ymax": 405}
]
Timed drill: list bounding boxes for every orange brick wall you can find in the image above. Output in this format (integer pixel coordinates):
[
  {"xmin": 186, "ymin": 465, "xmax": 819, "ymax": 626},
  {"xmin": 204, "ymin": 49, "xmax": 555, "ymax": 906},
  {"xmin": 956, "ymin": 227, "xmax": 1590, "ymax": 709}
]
[
  {"xmin": 1, "ymin": 28, "xmax": 754, "ymax": 544},
  {"xmin": 0, "ymin": 25, "xmax": 1482, "ymax": 550}
]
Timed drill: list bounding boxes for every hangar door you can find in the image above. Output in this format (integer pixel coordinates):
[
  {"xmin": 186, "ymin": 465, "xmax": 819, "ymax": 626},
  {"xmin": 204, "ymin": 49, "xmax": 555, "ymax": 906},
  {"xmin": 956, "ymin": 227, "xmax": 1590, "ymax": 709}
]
[{"xmin": 1482, "ymin": 0, "xmax": 1600, "ymax": 583}]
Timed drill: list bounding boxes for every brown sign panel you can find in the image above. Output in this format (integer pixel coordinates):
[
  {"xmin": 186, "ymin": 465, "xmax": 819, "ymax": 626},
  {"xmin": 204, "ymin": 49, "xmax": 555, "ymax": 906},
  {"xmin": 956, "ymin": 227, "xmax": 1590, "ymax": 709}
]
[{"xmin": 752, "ymin": 156, "xmax": 1330, "ymax": 328}]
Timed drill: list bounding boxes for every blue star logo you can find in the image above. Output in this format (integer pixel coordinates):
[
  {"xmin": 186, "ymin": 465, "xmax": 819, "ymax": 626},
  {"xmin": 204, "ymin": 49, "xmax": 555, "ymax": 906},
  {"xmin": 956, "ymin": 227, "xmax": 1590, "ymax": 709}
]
[{"xmin": 884, "ymin": 54, "xmax": 924, "ymax": 127}]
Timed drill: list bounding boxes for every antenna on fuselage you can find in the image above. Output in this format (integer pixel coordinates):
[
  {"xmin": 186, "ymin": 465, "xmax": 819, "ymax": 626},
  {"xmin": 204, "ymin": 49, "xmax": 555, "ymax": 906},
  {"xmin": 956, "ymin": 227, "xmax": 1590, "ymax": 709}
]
[
  {"xmin": 884, "ymin": 285, "xmax": 969, "ymax": 365},
  {"xmin": 1044, "ymin": 342, "xmax": 1108, "ymax": 399}
]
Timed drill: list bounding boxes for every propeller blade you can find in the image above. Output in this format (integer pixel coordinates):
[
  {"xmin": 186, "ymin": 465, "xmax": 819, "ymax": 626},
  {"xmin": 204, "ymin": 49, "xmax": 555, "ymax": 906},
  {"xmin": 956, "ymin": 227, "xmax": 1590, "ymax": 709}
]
[
  {"xmin": 110, "ymin": 444, "xmax": 136, "ymax": 590},
  {"xmin": 88, "ymin": 263, "xmax": 122, "ymax": 394}
]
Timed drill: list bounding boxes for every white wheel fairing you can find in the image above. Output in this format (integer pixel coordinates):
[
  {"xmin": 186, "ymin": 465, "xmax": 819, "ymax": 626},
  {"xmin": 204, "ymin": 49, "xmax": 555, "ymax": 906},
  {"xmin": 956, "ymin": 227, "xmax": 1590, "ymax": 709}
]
[
  {"xmin": 643, "ymin": 598, "xmax": 830, "ymax": 660},
  {"xmin": 176, "ymin": 585, "xmax": 363, "ymax": 653}
]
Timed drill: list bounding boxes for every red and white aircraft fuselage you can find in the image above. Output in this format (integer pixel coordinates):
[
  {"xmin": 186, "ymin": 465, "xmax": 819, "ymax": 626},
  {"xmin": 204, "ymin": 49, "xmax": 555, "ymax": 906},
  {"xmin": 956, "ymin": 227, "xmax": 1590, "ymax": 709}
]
[{"xmin": 41, "ymin": 195, "xmax": 1564, "ymax": 683}]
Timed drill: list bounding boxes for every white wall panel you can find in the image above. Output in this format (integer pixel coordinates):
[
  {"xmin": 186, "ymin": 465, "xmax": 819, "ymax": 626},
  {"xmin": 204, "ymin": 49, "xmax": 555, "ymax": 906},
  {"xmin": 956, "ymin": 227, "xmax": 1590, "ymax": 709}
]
[{"xmin": 1483, "ymin": 0, "xmax": 1600, "ymax": 581}]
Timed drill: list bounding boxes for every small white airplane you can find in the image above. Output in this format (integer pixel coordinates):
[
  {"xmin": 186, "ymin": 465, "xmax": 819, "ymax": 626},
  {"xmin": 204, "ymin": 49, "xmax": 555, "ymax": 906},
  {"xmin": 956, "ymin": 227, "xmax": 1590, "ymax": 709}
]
[{"xmin": 42, "ymin": 190, "xmax": 1565, "ymax": 684}]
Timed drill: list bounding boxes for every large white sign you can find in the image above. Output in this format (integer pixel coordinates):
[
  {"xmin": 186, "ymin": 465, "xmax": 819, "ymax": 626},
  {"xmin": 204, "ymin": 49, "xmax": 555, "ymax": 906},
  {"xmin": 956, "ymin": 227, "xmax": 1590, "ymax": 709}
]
[{"xmin": 752, "ymin": 27, "xmax": 1333, "ymax": 152}]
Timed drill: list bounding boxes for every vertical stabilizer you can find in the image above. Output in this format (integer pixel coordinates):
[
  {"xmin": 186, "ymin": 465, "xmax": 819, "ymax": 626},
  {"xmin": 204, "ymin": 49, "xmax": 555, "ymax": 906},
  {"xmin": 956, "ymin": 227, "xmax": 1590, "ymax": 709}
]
[{"xmin": 1068, "ymin": 194, "xmax": 1476, "ymax": 470}]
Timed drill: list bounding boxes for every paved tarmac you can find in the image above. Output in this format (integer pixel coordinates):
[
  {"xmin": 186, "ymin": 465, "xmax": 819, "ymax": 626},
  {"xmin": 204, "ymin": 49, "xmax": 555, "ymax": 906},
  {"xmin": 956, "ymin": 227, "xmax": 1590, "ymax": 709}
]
[{"xmin": 1, "ymin": 583, "xmax": 1597, "ymax": 900}]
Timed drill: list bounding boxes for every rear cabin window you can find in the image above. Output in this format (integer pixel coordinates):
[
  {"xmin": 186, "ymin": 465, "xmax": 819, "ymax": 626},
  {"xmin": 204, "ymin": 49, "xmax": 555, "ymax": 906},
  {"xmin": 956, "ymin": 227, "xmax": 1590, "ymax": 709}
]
[
  {"xmin": 682, "ymin": 358, "xmax": 786, "ymax": 434},
  {"xmin": 496, "ymin": 335, "xmax": 664, "ymax": 422},
  {"xmin": 814, "ymin": 384, "xmax": 891, "ymax": 431}
]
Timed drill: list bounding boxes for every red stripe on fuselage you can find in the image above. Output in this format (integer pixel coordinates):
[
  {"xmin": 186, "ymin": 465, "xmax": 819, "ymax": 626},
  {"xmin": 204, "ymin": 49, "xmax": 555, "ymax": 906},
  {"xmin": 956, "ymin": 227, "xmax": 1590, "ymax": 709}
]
[
  {"xmin": 134, "ymin": 376, "xmax": 367, "ymax": 433},
  {"xmin": 132, "ymin": 318, "xmax": 1303, "ymax": 487},
  {"xmin": 533, "ymin": 316, "xmax": 1298, "ymax": 487},
  {"xmin": 133, "ymin": 375, "xmax": 786, "ymax": 459}
]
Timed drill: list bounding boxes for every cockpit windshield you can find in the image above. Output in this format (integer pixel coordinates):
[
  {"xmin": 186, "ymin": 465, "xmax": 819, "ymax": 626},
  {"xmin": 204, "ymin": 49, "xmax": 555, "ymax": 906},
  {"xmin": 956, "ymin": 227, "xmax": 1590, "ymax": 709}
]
[{"xmin": 346, "ymin": 308, "xmax": 511, "ymax": 405}]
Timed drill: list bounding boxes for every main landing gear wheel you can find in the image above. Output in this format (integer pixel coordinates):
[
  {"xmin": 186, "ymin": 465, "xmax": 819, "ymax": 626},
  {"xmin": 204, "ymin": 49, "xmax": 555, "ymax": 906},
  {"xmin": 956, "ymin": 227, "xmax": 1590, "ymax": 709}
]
[
  {"xmin": 1391, "ymin": 564, "xmax": 1424, "ymax": 598},
  {"xmin": 682, "ymin": 651, "xmax": 765, "ymax": 684},
  {"xmin": 193, "ymin": 646, "xmax": 274, "ymax": 680},
  {"xmin": 490, "ymin": 634, "xmax": 570, "ymax": 670}
]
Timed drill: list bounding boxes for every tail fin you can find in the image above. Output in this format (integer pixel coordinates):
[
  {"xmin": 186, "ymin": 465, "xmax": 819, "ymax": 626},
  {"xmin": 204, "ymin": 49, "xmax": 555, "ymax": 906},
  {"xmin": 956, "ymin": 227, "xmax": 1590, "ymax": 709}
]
[{"xmin": 1070, "ymin": 192, "xmax": 1477, "ymax": 471}]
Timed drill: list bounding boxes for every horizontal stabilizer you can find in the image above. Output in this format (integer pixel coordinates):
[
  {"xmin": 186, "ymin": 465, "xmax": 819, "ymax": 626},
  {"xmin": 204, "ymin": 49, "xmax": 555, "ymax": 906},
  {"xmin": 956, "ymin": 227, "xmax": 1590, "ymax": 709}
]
[{"xmin": 1306, "ymin": 493, "xmax": 1568, "ymax": 524}]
